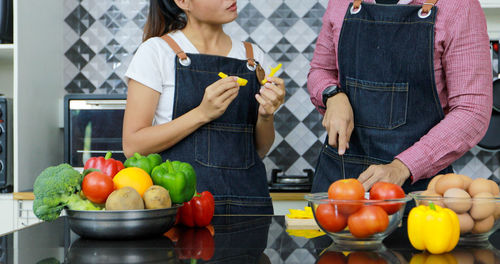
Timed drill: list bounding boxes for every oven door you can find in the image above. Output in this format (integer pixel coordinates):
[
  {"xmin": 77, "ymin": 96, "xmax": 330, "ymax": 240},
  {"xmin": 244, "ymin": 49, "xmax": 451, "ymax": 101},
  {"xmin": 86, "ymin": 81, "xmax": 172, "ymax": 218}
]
[{"xmin": 64, "ymin": 94, "xmax": 127, "ymax": 169}]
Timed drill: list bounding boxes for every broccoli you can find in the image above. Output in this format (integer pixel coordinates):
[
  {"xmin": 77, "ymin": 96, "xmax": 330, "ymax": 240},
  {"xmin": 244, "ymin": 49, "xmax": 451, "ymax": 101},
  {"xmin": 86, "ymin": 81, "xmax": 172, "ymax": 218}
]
[
  {"xmin": 65, "ymin": 193, "xmax": 103, "ymax": 211},
  {"xmin": 33, "ymin": 163, "xmax": 102, "ymax": 221}
]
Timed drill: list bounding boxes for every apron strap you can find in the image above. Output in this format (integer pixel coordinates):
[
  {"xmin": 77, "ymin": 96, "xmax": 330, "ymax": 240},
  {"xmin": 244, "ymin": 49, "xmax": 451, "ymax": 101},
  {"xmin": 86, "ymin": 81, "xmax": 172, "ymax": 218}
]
[
  {"xmin": 161, "ymin": 34, "xmax": 188, "ymax": 60},
  {"xmin": 352, "ymin": 0, "xmax": 438, "ymax": 13},
  {"xmin": 243, "ymin": 41, "xmax": 256, "ymax": 67},
  {"xmin": 422, "ymin": 0, "xmax": 438, "ymax": 13}
]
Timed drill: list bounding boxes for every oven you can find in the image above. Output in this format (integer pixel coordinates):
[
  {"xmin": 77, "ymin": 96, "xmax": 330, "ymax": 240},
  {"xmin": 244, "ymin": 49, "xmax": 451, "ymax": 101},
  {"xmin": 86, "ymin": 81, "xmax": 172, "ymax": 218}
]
[
  {"xmin": 64, "ymin": 94, "xmax": 127, "ymax": 169},
  {"xmin": 0, "ymin": 96, "xmax": 12, "ymax": 193}
]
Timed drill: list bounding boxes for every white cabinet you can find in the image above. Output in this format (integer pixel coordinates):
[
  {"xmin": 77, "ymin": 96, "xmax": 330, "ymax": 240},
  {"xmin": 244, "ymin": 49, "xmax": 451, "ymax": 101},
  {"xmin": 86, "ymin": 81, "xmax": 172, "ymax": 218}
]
[{"xmin": 0, "ymin": 0, "xmax": 64, "ymax": 193}]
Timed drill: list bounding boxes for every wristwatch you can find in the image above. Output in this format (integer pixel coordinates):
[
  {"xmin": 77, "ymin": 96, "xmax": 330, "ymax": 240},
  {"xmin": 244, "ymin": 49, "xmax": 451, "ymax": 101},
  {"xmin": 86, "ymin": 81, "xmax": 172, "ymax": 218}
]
[{"xmin": 322, "ymin": 85, "xmax": 344, "ymax": 106}]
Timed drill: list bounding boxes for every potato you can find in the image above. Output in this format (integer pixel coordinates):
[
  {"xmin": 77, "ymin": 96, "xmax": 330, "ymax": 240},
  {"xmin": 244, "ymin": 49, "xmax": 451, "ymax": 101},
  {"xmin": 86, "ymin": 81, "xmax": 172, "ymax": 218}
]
[
  {"xmin": 105, "ymin": 187, "xmax": 144, "ymax": 210},
  {"xmin": 143, "ymin": 185, "xmax": 172, "ymax": 209}
]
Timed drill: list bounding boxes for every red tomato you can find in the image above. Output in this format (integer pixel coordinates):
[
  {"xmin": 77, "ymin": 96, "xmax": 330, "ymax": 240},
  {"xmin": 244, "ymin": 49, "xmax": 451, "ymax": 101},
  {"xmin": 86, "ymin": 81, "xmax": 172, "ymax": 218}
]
[
  {"xmin": 317, "ymin": 251, "xmax": 347, "ymax": 264},
  {"xmin": 347, "ymin": 206, "xmax": 389, "ymax": 238},
  {"xmin": 347, "ymin": 252, "xmax": 387, "ymax": 264},
  {"xmin": 328, "ymin": 179, "xmax": 365, "ymax": 215},
  {"xmin": 82, "ymin": 171, "xmax": 115, "ymax": 204},
  {"xmin": 369, "ymin": 182, "xmax": 405, "ymax": 215},
  {"xmin": 316, "ymin": 204, "xmax": 347, "ymax": 233}
]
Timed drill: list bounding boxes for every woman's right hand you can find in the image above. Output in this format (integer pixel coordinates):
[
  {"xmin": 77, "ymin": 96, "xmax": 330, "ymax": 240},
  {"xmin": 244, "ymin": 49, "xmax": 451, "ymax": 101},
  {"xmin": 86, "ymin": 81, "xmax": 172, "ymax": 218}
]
[
  {"xmin": 196, "ymin": 77, "xmax": 240, "ymax": 122},
  {"xmin": 323, "ymin": 93, "xmax": 354, "ymax": 155}
]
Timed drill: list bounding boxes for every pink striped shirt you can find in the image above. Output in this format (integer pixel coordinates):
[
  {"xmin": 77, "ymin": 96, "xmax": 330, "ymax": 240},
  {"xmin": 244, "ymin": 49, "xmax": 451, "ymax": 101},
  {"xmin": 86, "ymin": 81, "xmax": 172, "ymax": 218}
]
[{"xmin": 307, "ymin": 0, "xmax": 493, "ymax": 183}]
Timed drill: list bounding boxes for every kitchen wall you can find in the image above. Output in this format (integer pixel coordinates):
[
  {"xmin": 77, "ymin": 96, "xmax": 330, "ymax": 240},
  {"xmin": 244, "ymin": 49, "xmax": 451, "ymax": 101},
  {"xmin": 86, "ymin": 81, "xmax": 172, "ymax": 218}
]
[{"xmin": 63, "ymin": 0, "xmax": 500, "ymax": 184}]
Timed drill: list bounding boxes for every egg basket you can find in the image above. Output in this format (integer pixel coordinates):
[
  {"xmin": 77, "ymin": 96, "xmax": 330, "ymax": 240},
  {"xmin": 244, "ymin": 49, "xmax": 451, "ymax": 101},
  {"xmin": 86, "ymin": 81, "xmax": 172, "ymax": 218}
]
[{"xmin": 410, "ymin": 191, "xmax": 500, "ymax": 243}]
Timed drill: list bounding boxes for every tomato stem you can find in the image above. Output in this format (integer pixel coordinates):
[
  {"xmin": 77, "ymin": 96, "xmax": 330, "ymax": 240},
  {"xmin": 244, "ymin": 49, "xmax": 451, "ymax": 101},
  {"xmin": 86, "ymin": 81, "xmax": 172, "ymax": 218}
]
[{"xmin": 105, "ymin": 152, "xmax": 112, "ymax": 160}]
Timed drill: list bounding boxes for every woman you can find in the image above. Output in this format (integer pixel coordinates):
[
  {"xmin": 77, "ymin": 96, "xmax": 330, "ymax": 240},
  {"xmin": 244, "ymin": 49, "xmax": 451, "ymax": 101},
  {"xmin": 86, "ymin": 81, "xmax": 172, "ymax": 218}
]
[
  {"xmin": 123, "ymin": 0, "xmax": 285, "ymax": 214},
  {"xmin": 308, "ymin": 0, "xmax": 492, "ymax": 193}
]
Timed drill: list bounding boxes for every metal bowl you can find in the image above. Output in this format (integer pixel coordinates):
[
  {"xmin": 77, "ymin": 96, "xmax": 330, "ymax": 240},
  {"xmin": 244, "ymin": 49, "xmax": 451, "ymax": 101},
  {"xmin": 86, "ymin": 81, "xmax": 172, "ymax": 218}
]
[{"xmin": 65, "ymin": 205, "xmax": 181, "ymax": 240}]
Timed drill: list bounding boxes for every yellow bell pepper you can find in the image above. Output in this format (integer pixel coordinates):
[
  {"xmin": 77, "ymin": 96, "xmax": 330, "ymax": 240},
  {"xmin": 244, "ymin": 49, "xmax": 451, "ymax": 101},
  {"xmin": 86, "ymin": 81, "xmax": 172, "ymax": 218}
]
[
  {"xmin": 409, "ymin": 252, "xmax": 457, "ymax": 264},
  {"xmin": 218, "ymin": 72, "xmax": 248, "ymax": 86},
  {"xmin": 408, "ymin": 203, "xmax": 460, "ymax": 254}
]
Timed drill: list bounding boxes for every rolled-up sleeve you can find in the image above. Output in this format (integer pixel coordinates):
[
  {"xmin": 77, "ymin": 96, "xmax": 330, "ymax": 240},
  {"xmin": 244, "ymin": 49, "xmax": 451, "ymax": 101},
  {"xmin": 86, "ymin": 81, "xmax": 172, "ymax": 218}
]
[{"xmin": 396, "ymin": 0, "xmax": 493, "ymax": 183}]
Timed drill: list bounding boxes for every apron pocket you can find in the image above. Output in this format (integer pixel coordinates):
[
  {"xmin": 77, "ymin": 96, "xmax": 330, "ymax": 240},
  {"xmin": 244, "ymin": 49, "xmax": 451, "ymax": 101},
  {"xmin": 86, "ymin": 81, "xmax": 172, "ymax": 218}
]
[
  {"xmin": 195, "ymin": 122, "xmax": 255, "ymax": 169},
  {"xmin": 346, "ymin": 76, "xmax": 408, "ymax": 129}
]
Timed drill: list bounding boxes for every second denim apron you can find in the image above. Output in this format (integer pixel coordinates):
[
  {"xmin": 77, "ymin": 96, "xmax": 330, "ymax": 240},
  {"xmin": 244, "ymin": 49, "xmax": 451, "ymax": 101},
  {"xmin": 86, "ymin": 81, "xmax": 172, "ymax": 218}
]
[
  {"xmin": 159, "ymin": 35, "xmax": 273, "ymax": 214},
  {"xmin": 312, "ymin": 0, "xmax": 452, "ymax": 194}
]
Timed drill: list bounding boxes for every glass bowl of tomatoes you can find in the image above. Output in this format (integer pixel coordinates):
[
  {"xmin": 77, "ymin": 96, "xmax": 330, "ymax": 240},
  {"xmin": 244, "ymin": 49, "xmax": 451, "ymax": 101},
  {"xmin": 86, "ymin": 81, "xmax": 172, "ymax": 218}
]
[{"xmin": 305, "ymin": 180, "xmax": 411, "ymax": 249}]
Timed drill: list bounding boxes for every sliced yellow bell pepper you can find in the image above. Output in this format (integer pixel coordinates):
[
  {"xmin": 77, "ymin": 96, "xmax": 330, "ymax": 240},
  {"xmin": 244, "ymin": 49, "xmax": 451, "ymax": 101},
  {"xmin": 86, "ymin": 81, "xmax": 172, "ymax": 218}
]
[
  {"xmin": 408, "ymin": 203, "xmax": 460, "ymax": 254},
  {"xmin": 218, "ymin": 72, "xmax": 248, "ymax": 86}
]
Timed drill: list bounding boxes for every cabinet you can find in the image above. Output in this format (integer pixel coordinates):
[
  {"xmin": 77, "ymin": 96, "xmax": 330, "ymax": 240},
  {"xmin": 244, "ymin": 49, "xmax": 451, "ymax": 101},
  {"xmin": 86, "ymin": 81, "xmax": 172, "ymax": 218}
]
[
  {"xmin": 0, "ymin": 0, "xmax": 64, "ymax": 194},
  {"xmin": 0, "ymin": 194, "xmax": 14, "ymax": 236}
]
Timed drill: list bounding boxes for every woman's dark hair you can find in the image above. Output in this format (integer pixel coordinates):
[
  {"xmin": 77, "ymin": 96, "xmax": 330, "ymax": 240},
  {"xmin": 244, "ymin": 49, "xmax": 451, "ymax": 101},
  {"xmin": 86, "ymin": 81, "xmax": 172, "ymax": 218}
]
[{"xmin": 143, "ymin": 0, "xmax": 187, "ymax": 41}]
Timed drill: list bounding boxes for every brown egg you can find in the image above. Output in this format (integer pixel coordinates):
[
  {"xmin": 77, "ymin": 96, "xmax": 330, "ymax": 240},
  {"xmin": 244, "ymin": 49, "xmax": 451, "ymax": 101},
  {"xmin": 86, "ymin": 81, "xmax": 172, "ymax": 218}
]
[
  {"xmin": 427, "ymin": 174, "xmax": 444, "ymax": 191},
  {"xmin": 472, "ymin": 215, "xmax": 495, "ymax": 234},
  {"xmin": 457, "ymin": 213, "xmax": 474, "ymax": 234},
  {"xmin": 443, "ymin": 188, "xmax": 472, "ymax": 213},
  {"xmin": 468, "ymin": 178, "xmax": 495, "ymax": 196},
  {"xmin": 472, "ymin": 248, "xmax": 496, "ymax": 264},
  {"xmin": 459, "ymin": 174, "xmax": 473, "ymax": 190},
  {"xmin": 419, "ymin": 190, "xmax": 445, "ymax": 207},
  {"xmin": 470, "ymin": 192, "xmax": 496, "ymax": 220},
  {"xmin": 451, "ymin": 249, "xmax": 474, "ymax": 264},
  {"xmin": 435, "ymin": 174, "xmax": 465, "ymax": 195},
  {"xmin": 494, "ymin": 195, "xmax": 500, "ymax": 220},
  {"xmin": 489, "ymin": 180, "xmax": 500, "ymax": 195}
]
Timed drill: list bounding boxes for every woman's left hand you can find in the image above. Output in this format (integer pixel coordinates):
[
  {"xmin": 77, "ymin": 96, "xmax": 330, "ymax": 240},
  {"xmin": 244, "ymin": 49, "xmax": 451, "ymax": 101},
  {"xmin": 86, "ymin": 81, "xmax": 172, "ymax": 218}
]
[
  {"xmin": 358, "ymin": 159, "xmax": 411, "ymax": 190},
  {"xmin": 256, "ymin": 76, "xmax": 285, "ymax": 118}
]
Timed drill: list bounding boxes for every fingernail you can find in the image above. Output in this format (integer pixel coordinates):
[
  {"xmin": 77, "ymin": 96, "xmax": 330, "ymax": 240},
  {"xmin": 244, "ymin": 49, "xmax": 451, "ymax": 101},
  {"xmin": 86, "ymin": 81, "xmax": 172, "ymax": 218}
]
[
  {"xmin": 339, "ymin": 148, "xmax": 345, "ymax": 155},
  {"xmin": 233, "ymin": 77, "xmax": 238, "ymax": 81},
  {"xmin": 260, "ymin": 88, "xmax": 264, "ymax": 93},
  {"xmin": 264, "ymin": 83, "xmax": 271, "ymax": 88}
]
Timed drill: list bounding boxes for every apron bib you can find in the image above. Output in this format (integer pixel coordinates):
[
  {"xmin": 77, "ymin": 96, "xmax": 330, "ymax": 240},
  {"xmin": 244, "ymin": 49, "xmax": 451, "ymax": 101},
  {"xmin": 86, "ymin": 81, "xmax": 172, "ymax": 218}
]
[
  {"xmin": 312, "ymin": 0, "xmax": 452, "ymax": 195},
  {"xmin": 159, "ymin": 35, "xmax": 273, "ymax": 214}
]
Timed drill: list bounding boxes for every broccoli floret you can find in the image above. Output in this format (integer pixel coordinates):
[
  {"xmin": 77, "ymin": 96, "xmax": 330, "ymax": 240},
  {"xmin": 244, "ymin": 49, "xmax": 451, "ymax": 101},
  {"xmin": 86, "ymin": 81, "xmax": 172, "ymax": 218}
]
[
  {"xmin": 33, "ymin": 164, "xmax": 84, "ymax": 221},
  {"xmin": 65, "ymin": 193, "xmax": 103, "ymax": 211}
]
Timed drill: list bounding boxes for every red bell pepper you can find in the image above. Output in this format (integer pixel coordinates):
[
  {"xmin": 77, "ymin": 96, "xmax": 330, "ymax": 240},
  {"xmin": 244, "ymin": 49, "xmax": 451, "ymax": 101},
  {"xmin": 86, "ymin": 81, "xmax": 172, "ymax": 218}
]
[
  {"xmin": 83, "ymin": 152, "xmax": 124, "ymax": 178},
  {"xmin": 178, "ymin": 191, "xmax": 215, "ymax": 227},
  {"xmin": 175, "ymin": 227, "xmax": 215, "ymax": 261}
]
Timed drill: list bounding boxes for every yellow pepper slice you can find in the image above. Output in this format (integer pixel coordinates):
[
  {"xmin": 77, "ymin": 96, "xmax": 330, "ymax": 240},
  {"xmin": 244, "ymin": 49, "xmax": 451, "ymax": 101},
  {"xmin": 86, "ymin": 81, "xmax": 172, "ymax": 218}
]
[
  {"xmin": 408, "ymin": 203, "xmax": 460, "ymax": 254},
  {"xmin": 218, "ymin": 72, "xmax": 248, "ymax": 86},
  {"xmin": 261, "ymin": 63, "xmax": 282, "ymax": 85}
]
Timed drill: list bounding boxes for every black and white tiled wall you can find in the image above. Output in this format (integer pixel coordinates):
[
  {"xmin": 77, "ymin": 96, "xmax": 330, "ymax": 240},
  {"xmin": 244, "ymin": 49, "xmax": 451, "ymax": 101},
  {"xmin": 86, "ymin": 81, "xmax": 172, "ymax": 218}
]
[{"xmin": 64, "ymin": 0, "xmax": 500, "ymax": 184}]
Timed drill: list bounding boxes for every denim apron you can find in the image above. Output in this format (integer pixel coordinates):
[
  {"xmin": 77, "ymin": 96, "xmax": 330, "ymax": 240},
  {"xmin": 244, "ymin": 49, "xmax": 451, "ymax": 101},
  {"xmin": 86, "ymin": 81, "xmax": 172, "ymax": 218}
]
[
  {"xmin": 159, "ymin": 35, "xmax": 273, "ymax": 215},
  {"xmin": 312, "ymin": 0, "xmax": 452, "ymax": 195}
]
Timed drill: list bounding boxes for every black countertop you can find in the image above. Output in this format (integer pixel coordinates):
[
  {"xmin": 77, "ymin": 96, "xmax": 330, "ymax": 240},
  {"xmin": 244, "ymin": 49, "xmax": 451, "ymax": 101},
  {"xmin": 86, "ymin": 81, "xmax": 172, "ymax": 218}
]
[{"xmin": 1, "ymin": 215, "xmax": 499, "ymax": 263}]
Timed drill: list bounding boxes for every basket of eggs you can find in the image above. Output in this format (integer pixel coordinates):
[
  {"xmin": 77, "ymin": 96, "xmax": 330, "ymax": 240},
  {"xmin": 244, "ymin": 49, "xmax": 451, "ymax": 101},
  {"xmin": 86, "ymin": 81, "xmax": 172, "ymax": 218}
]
[{"xmin": 410, "ymin": 173, "xmax": 500, "ymax": 243}]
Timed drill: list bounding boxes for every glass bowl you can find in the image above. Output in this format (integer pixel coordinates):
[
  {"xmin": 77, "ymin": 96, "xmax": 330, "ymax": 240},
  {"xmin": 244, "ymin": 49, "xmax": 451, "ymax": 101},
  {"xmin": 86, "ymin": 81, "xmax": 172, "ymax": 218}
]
[
  {"xmin": 410, "ymin": 191, "xmax": 500, "ymax": 244},
  {"xmin": 305, "ymin": 193, "xmax": 412, "ymax": 249}
]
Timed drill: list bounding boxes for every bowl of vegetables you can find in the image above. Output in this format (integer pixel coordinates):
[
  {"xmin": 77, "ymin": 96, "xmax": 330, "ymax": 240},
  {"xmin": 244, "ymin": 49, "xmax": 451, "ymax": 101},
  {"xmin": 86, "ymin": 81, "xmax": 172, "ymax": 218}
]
[{"xmin": 305, "ymin": 179, "xmax": 411, "ymax": 249}]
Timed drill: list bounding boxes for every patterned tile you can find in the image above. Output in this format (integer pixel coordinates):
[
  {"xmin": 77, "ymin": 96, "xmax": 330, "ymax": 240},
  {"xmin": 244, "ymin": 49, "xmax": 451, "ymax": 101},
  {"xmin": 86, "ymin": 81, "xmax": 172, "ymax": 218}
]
[
  {"xmin": 268, "ymin": 38, "xmax": 300, "ymax": 63},
  {"xmin": 284, "ymin": 20, "xmax": 317, "ymax": 52},
  {"xmin": 65, "ymin": 73, "xmax": 96, "ymax": 93},
  {"xmin": 302, "ymin": 140, "xmax": 324, "ymax": 168},
  {"xmin": 274, "ymin": 106, "xmax": 300, "ymax": 137},
  {"xmin": 99, "ymin": 73, "xmax": 127, "ymax": 94},
  {"xmin": 249, "ymin": 20, "xmax": 283, "ymax": 53},
  {"xmin": 65, "ymin": 5, "xmax": 95, "ymax": 35},
  {"xmin": 268, "ymin": 3, "xmax": 299, "ymax": 34},
  {"xmin": 285, "ymin": 89, "xmax": 316, "ymax": 121},
  {"xmin": 302, "ymin": 3, "xmax": 327, "ymax": 34},
  {"xmin": 235, "ymin": 3, "xmax": 265, "ymax": 34},
  {"xmin": 285, "ymin": 123, "xmax": 317, "ymax": 155},
  {"xmin": 99, "ymin": 5, "xmax": 128, "ymax": 35},
  {"xmin": 268, "ymin": 141, "xmax": 300, "ymax": 172},
  {"xmin": 65, "ymin": 39, "xmax": 96, "ymax": 70},
  {"xmin": 303, "ymin": 111, "xmax": 325, "ymax": 138}
]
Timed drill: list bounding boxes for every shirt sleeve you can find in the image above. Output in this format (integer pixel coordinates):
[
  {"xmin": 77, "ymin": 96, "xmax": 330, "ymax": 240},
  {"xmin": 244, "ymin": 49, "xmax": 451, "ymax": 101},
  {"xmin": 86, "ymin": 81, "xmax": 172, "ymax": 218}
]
[
  {"xmin": 307, "ymin": 0, "xmax": 339, "ymax": 115},
  {"xmin": 396, "ymin": 0, "xmax": 493, "ymax": 183},
  {"xmin": 125, "ymin": 39, "xmax": 163, "ymax": 93}
]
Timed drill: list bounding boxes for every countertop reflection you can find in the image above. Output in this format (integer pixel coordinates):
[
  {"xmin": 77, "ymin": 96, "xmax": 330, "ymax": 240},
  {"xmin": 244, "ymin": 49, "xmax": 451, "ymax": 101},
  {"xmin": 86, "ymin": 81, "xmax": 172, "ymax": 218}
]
[{"xmin": 0, "ymin": 215, "xmax": 499, "ymax": 263}]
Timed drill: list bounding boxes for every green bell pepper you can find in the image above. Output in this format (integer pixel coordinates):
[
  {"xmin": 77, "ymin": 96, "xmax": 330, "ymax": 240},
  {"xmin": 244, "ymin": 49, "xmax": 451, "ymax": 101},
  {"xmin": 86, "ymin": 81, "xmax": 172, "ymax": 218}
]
[
  {"xmin": 151, "ymin": 160, "xmax": 196, "ymax": 204},
  {"xmin": 123, "ymin": 152, "xmax": 162, "ymax": 175}
]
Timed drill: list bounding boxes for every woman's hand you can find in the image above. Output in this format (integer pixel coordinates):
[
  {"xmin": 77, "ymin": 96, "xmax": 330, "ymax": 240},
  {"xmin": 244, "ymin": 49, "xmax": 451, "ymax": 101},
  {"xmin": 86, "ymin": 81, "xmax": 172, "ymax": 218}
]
[
  {"xmin": 256, "ymin": 76, "xmax": 285, "ymax": 119},
  {"xmin": 358, "ymin": 159, "xmax": 411, "ymax": 190},
  {"xmin": 196, "ymin": 77, "xmax": 240, "ymax": 122},
  {"xmin": 323, "ymin": 93, "xmax": 354, "ymax": 155}
]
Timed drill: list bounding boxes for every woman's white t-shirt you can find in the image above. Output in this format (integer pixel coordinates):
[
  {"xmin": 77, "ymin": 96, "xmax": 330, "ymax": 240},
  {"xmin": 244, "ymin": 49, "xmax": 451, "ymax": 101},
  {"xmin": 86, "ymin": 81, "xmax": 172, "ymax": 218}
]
[{"xmin": 125, "ymin": 30, "xmax": 267, "ymax": 125}]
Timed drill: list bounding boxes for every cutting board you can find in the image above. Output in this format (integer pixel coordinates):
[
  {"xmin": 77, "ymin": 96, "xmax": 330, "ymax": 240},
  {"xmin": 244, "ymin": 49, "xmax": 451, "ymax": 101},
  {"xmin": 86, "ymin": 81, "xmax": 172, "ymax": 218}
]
[{"xmin": 285, "ymin": 216, "xmax": 320, "ymax": 230}]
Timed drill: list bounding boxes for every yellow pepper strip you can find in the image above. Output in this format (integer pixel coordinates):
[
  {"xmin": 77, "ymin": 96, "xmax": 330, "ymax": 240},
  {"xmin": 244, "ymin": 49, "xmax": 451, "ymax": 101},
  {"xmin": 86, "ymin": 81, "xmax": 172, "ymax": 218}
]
[
  {"xmin": 287, "ymin": 206, "xmax": 314, "ymax": 219},
  {"xmin": 286, "ymin": 229, "xmax": 325, "ymax": 239},
  {"xmin": 260, "ymin": 63, "xmax": 282, "ymax": 85},
  {"xmin": 218, "ymin": 72, "xmax": 248, "ymax": 86},
  {"xmin": 408, "ymin": 203, "xmax": 460, "ymax": 254},
  {"xmin": 409, "ymin": 252, "xmax": 457, "ymax": 264}
]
